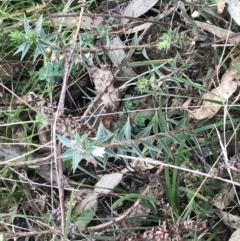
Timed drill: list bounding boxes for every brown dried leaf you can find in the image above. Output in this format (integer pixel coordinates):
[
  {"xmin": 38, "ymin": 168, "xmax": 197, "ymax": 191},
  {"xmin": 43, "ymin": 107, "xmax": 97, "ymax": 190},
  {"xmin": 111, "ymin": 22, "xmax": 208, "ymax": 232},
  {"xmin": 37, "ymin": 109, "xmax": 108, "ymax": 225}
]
[
  {"xmin": 228, "ymin": 0, "xmax": 240, "ymax": 26},
  {"xmin": 54, "ymin": 15, "xmax": 103, "ymax": 29},
  {"xmin": 88, "ymin": 66, "xmax": 122, "ymax": 112},
  {"xmin": 94, "ymin": 173, "xmax": 123, "ymax": 194},
  {"xmin": 213, "ymin": 186, "xmax": 235, "ymax": 210},
  {"xmin": 195, "ymin": 21, "xmax": 240, "ymax": 45},
  {"xmin": 215, "ymin": 210, "xmax": 240, "ymax": 229},
  {"xmin": 0, "ymin": 144, "xmax": 27, "ymax": 162},
  {"xmin": 75, "ymin": 192, "xmax": 98, "ymax": 214},
  {"xmin": 107, "ymin": 36, "xmax": 128, "ymax": 66},
  {"xmin": 217, "ymin": 0, "xmax": 226, "ymax": 13},
  {"xmin": 88, "ymin": 66, "xmax": 113, "ymax": 92},
  {"xmin": 35, "ymin": 165, "xmax": 70, "ymax": 188},
  {"xmin": 121, "ymin": 0, "xmax": 158, "ymax": 24},
  {"xmin": 0, "ymin": 63, "xmax": 14, "ymax": 80},
  {"xmin": 188, "ymin": 59, "xmax": 240, "ymax": 119},
  {"xmin": 229, "ymin": 229, "xmax": 240, "ymax": 241},
  {"xmin": 75, "ymin": 173, "xmax": 123, "ymax": 215},
  {"xmin": 0, "ymin": 206, "xmax": 17, "ymax": 231},
  {"xmin": 106, "ymin": 0, "xmax": 153, "ymax": 77},
  {"xmin": 125, "ymin": 22, "xmax": 152, "ymax": 34}
]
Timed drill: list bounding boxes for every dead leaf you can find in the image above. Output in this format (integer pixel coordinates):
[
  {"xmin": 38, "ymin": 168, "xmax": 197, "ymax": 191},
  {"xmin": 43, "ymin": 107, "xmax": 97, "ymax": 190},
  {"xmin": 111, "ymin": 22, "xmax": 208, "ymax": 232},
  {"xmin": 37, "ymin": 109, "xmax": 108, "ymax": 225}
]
[
  {"xmin": 228, "ymin": 0, "xmax": 240, "ymax": 26},
  {"xmin": 215, "ymin": 210, "xmax": 240, "ymax": 229},
  {"xmin": 213, "ymin": 186, "xmax": 235, "ymax": 210},
  {"xmin": 125, "ymin": 22, "xmax": 152, "ymax": 35},
  {"xmin": 56, "ymin": 15, "xmax": 103, "ymax": 29},
  {"xmin": 94, "ymin": 173, "xmax": 123, "ymax": 194},
  {"xmin": 107, "ymin": 0, "xmax": 157, "ymax": 77},
  {"xmin": 217, "ymin": 0, "xmax": 226, "ymax": 14},
  {"xmin": 191, "ymin": 10, "xmax": 200, "ymax": 18},
  {"xmin": 229, "ymin": 229, "xmax": 240, "ymax": 241},
  {"xmin": 0, "ymin": 144, "xmax": 28, "ymax": 162},
  {"xmin": 121, "ymin": 0, "xmax": 158, "ymax": 24},
  {"xmin": 131, "ymin": 158, "xmax": 156, "ymax": 170},
  {"xmin": 195, "ymin": 21, "xmax": 240, "ymax": 45},
  {"xmin": 106, "ymin": 37, "xmax": 137, "ymax": 78},
  {"xmin": 107, "ymin": 36, "xmax": 129, "ymax": 66},
  {"xmin": 35, "ymin": 165, "xmax": 70, "ymax": 188},
  {"xmin": 76, "ymin": 193, "xmax": 98, "ymax": 214},
  {"xmin": 1, "ymin": 4, "xmax": 44, "ymax": 20},
  {"xmin": 88, "ymin": 66, "xmax": 123, "ymax": 112},
  {"xmin": 88, "ymin": 66, "xmax": 114, "ymax": 93},
  {"xmin": 74, "ymin": 172, "xmax": 123, "ymax": 215},
  {"xmin": 188, "ymin": 59, "xmax": 240, "ymax": 120},
  {"xmin": 0, "ymin": 206, "xmax": 17, "ymax": 231}
]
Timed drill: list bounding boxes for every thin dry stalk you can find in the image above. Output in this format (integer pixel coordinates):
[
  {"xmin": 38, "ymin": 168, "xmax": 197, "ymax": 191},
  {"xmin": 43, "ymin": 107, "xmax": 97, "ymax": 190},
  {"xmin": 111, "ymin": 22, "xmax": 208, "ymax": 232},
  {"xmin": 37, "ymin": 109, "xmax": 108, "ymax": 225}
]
[{"xmin": 41, "ymin": 0, "xmax": 86, "ymax": 237}]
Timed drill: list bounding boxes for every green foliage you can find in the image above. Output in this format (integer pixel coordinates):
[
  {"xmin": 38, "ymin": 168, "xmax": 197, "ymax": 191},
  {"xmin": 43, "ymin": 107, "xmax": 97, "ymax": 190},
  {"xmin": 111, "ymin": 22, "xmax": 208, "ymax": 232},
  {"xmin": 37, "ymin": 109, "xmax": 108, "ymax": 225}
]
[
  {"xmin": 132, "ymin": 112, "xmax": 148, "ymax": 132},
  {"xmin": 35, "ymin": 114, "xmax": 48, "ymax": 130},
  {"xmin": 124, "ymin": 94, "xmax": 140, "ymax": 110},
  {"xmin": 58, "ymin": 132, "xmax": 105, "ymax": 172},
  {"xmin": 231, "ymin": 56, "xmax": 240, "ymax": 75},
  {"xmin": 2, "ymin": 1, "xmax": 240, "ymax": 240},
  {"xmin": 157, "ymin": 27, "xmax": 187, "ymax": 52},
  {"xmin": 136, "ymin": 77, "xmax": 150, "ymax": 92},
  {"xmin": 75, "ymin": 209, "xmax": 96, "ymax": 228},
  {"xmin": 157, "ymin": 33, "xmax": 171, "ymax": 51},
  {"xmin": 10, "ymin": 14, "xmax": 58, "ymax": 61},
  {"xmin": 9, "ymin": 30, "xmax": 26, "ymax": 43},
  {"xmin": 136, "ymin": 75, "xmax": 158, "ymax": 93},
  {"xmin": 38, "ymin": 61, "xmax": 63, "ymax": 85},
  {"xmin": 0, "ymin": 167, "xmax": 24, "ymax": 214},
  {"xmin": 111, "ymin": 193, "xmax": 158, "ymax": 209}
]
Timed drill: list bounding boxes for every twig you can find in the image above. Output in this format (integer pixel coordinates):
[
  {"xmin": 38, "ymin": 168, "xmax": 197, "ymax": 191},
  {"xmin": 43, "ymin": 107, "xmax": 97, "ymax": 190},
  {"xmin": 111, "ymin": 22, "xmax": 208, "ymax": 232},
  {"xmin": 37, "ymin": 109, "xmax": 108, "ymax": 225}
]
[
  {"xmin": 117, "ymin": 154, "xmax": 240, "ymax": 188},
  {"xmin": 41, "ymin": 0, "xmax": 86, "ymax": 237},
  {"xmin": 56, "ymin": 140, "xmax": 65, "ymax": 231},
  {"xmin": 52, "ymin": 12, "xmax": 174, "ymax": 26},
  {"xmin": 51, "ymin": 1, "xmax": 86, "ymax": 237},
  {"xmin": 40, "ymin": 1, "xmax": 68, "ymax": 237},
  {"xmin": 200, "ymin": 32, "xmax": 240, "ymax": 47},
  {"xmin": 79, "ymin": 43, "xmax": 158, "ymax": 53},
  {"xmin": 0, "ymin": 154, "xmax": 52, "ymax": 167},
  {"xmin": 3, "ymin": 230, "xmax": 61, "ymax": 239}
]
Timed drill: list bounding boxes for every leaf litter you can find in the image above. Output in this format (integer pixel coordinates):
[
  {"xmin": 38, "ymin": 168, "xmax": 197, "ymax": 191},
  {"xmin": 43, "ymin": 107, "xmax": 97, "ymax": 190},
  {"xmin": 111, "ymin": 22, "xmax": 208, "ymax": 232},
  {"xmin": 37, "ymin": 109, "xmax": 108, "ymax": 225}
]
[{"xmin": 2, "ymin": 0, "xmax": 240, "ymax": 240}]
